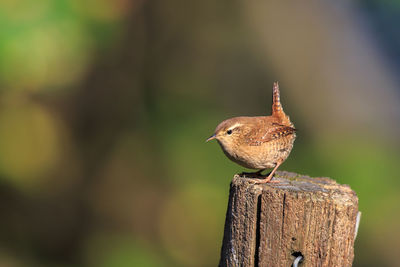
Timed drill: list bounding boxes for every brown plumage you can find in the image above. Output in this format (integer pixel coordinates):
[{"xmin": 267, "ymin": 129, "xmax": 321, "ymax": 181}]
[{"xmin": 206, "ymin": 82, "xmax": 296, "ymax": 183}]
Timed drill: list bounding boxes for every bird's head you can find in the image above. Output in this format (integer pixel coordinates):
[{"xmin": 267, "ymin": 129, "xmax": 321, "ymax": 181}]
[{"xmin": 206, "ymin": 117, "xmax": 245, "ymax": 148}]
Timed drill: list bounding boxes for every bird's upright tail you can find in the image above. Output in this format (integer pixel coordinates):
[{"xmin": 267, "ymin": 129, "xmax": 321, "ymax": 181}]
[{"xmin": 272, "ymin": 82, "xmax": 294, "ymax": 127}]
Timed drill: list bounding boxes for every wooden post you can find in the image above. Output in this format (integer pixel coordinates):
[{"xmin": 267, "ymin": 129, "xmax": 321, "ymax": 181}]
[{"xmin": 219, "ymin": 171, "xmax": 359, "ymax": 267}]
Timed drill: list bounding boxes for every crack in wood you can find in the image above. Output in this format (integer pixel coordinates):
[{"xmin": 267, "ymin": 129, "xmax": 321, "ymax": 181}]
[
  {"xmin": 282, "ymin": 193, "xmax": 286, "ymax": 239},
  {"xmin": 254, "ymin": 195, "xmax": 261, "ymax": 267}
]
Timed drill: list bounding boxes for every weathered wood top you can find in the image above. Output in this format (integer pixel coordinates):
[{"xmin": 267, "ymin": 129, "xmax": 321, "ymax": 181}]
[{"xmin": 235, "ymin": 171, "xmax": 357, "ymax": 205}]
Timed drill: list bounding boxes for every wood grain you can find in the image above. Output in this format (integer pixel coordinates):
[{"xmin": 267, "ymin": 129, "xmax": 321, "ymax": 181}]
[{"xmin": 219, "ymin": 171, "xmax": 359, "ymax": 267}]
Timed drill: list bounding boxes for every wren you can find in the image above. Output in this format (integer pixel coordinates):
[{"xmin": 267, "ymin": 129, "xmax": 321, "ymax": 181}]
[{"xmin": 206, "ymin": 82, "xmax": 296, "ymax": 183}]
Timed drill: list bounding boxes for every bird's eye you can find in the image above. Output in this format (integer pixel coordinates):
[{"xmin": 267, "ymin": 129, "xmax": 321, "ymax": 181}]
[{"xmin": 226, "ymin": 129, "xmax": 233, "ymax": 135}]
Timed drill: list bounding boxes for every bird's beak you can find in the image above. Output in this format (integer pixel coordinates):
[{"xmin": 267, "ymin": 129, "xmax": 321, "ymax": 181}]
[{"xmin": 206, "ymin": 134, "xmax": 216, "ymax": 142}]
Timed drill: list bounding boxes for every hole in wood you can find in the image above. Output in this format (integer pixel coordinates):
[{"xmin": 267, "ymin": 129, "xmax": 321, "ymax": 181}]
[{"xmin": 292, "ymin": 251, "xmax": 303, "ymax": 258}]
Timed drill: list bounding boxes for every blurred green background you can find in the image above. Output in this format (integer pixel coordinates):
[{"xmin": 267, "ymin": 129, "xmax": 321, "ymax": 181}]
[{"xmin": 0, "ymin": 0, "xmax": 399, "ymax": 266}]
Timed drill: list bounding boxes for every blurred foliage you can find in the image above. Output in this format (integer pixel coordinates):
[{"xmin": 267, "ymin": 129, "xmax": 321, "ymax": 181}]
[{"xmin": 0, "ymin": 0, "xmax": 399, "ymax": 266}]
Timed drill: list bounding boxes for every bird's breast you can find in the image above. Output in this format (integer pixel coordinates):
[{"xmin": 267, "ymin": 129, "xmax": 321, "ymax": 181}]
[{"xmin": 218, "ymin": 133, "xmax": 296, "ymax": 169}]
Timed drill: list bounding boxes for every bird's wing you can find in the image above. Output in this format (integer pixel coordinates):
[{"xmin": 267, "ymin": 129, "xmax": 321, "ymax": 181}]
[{"xmin": 243, "ymin": 124, "xmax": 296, "ymax": 146}]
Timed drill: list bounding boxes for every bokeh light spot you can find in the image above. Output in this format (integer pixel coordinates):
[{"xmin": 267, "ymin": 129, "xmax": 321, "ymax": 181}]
[
  {"xmin": 0, "ymin": 96, "xmax": 61, "ymax": 188},
  {"xmin": 0, "ymin": 20, "xmax": 93, "ymax": 91}
]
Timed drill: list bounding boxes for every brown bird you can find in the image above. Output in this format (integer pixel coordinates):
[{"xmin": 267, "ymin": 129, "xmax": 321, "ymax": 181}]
[{"xmin": 206, "ymin": 82, "xmax": 296, "ymax": 183}]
